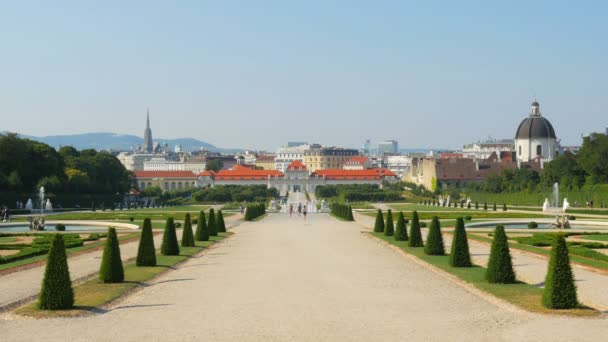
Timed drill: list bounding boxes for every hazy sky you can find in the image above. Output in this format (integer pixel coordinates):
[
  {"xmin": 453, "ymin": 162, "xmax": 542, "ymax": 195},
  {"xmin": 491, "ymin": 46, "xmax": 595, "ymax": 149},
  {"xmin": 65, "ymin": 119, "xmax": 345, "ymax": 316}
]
[{"xmin": 2, "ymin": 1, "xmax": 607, "ymax": 151}]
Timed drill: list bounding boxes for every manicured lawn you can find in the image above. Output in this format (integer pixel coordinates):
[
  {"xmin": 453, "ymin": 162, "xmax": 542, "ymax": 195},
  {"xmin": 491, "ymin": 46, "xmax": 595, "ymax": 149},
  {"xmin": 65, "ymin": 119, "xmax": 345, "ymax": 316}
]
[
  {"xmin": 372, "ymin": 233, "xmax": 597, "ymax": 316},
  {"xmin": 15, "ymin": 233, "xmax": 230, "ymax": 318},
  {"xmin": 362, "ymin": 210, "xmax": 550, "ymax": 221},
  {"xmin": 580, "ymin": 234, "xmax": 608, "ymax": 241},
  {"xmin": 0, "ymin": 236, "xmax": 18, "ymax": 243}
]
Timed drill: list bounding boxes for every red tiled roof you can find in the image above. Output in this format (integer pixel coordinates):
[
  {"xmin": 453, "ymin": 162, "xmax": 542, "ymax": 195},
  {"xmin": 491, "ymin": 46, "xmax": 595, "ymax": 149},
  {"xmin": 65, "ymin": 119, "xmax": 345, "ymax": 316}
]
[
  {"xmin": 311, "ymin": 168, "xmax": 396, "ymax": 180},
  {"xmin": 134, "ymin": 171, "xmax": 197, "ymax": 179},
  {"xmin": 255, "ymin": 155, "xmax": 276, "ymax": 162},
  {"xmin": 198, "ymin": 170, "xmax": 216, "ymax": 177},
  {"xmin": 215, "ymin": 168, "xmax": 284, "ymax": 180},
  {"xmin": 346, "ymin": 156, "xmax": 369, "ymax": 164},
  {"xmin": 287, "ymin": 160, "xmax": 307, "ymax": 171}
]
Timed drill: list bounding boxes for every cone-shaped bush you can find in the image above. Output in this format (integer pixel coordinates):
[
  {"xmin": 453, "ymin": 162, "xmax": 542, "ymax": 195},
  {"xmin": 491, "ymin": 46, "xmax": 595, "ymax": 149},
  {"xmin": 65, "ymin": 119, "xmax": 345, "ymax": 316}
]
[
  {"xmin": 217, "ymin": 210, "xmax": 227, "ymax": 233},
  {"xmin": 195, "ymin": 211, "xmax": 209, "ymax": 241},
  {"xmin": 449, "ymin": 218, "xmax": 471, "ymax": 267},
  {"xmin": 208, "ymin": 208, "xmax": 217, "ymax": 236},
  {"xmin": 373, "ymin": 209, "xmax": 384, "ymax": 233},
  {"xmin": 483, "ymin": 202, "xmax": 488, "ymax": 211},
  {"xmin": 424, "ymin": 216, "xmax": 445, "ymax": 255},
  {"xmin": 384, "ymin": 210, "xmax": 394, "ymax": 236},
  {"xmin": 409, "ymin": 211, "xmax": 424, "ymax": 247},
  {"xmin": 503, "ymin": 203, "xmax": 507, "ymax": 211},
  {"xmin": 161, "ymin": 217, "xmax": 180, "ymax": 256},
  {"xmin": 347, "ymin": 205, "xmax": 355, "ymax": 221},
  {"xmin": 485, "ymin": 225, "xmax": 516, "ymax": 283},
  {"xmin": 136, "ymin": 218, "xmax": 156, "ymax": 266},
  {"xmin": 181, "ymin": 213, "xmax": 195, "ymax": 247},
  {"xmin": 475, "ymin": 201, "xmax": 479, "ymax": 209},
  {"xmin": 542, "ymin": 235, "xmax": 578, "ymax": 309},
  {"xmin": 99, "ymin": 227, "xmax": 124, "ymax": 283},
  {"xmin": 38, "ymin": 234, "xmax": 74, "ymax": 310},
  {"xmin": 394, "ymin": 211, "xmax": 408, "ymax": 241},
  {"xmin": 493, "ymin": 202, "xmax": 497, "ymax": 211}
]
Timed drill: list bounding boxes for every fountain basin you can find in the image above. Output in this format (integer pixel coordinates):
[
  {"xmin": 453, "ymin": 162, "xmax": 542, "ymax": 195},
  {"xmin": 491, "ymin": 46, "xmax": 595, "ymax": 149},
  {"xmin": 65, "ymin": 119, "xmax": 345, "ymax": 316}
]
[
  {"xmin": 0, "ymin": 221, "xmax": 139, "ymax": 233},
  {"xmin": 466, "ymin": 220, "xmax": 608, "ymax": 231}
]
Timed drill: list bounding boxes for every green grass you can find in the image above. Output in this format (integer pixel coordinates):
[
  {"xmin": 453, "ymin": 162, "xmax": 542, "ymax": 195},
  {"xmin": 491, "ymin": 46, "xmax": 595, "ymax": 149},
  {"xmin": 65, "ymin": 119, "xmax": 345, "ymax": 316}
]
[
  {"xmin": 0, "ymin": 236, "xmax": 18, "ymax": 243},
  {"xmin": 581, "ymin": 234, "xmax": 608, "ymax": 241},
  {"xmin": 15, "ymin": 233, "xmax": 230, "ymax": 318},
  {"xmin": 371, "ymin": 232, "xmax": 596, "ymax": 316},
  {"xmin": 362, "ymin": 210, "xmax": 550, "ymax": 221}
]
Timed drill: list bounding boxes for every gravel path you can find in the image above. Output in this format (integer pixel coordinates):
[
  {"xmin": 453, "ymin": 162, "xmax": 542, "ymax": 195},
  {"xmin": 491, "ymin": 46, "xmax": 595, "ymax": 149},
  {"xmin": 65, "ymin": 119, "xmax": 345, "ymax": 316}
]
[
  {"xmin": 0, "ymin": 216, "xmax": 240, "ymax": 311},
  {"xmin": 1, "ymin": 213, "xmax": 607, "ymax": 341}
]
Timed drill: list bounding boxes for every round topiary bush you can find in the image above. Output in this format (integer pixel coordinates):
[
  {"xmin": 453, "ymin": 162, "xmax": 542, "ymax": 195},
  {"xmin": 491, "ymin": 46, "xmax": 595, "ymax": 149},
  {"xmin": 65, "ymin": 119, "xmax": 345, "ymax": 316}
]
[
  {"xmin": 464, "ymin": 215, "xmax": 472, "ymax": 221},
  {"xmin": 568, "ymin": 215, "xmax": 576, "ymax": 221},
  {"xmin": 528, "ymin": 221, "xmax": 539, "ymax": 229},
  {"xmin": 129, "ymin": 217, "xmax": 135, "ymax": 222},
  {"xmin": 175, "ymin": 222, "xmax": 182, "ymax": 228},
  {"xmin": 55, "ymin": 224, "xmax": 66, "ymax": 231}
]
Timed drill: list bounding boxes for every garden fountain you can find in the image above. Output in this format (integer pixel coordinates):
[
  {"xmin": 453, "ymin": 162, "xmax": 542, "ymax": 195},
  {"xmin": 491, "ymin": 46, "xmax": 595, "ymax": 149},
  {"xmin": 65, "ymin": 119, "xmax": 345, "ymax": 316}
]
[
  {"xmin": 542, "ymin": 182, "xmax": 570, "ymax": 229},
  {"xmin": 27, "ymin": 187, "xmax": 46, "ymax": 231}
]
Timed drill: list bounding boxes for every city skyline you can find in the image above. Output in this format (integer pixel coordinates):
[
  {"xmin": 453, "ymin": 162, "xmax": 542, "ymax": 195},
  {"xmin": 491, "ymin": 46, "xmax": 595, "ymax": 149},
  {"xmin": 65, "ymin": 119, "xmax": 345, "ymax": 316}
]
[{"xmin": 2, "ymin": 1, "xmax": 607, "ymax": 150}]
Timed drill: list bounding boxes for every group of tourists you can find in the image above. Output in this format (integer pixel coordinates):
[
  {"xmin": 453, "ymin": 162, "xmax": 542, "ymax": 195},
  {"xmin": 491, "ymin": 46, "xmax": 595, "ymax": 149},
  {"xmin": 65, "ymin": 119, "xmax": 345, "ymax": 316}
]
[{"xmin": 288, "ymin": 202, "xmax": 308, "ymax": 220}]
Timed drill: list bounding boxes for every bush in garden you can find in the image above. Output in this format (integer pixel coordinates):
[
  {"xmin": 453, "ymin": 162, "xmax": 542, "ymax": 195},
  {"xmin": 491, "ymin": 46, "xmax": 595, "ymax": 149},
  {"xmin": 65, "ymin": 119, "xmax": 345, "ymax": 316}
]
[
  {"xmin": 136, "ymin": 218, "xmax": 156, "ymax": 266},
  {"xmin": 129, "ymin": 217, "xmax": 135, "ymax": 222},
  {"xmin": 485, "ymin": 225, "xmax": 516, "ymax": 283},
  {"xmin": 55, "ymin": 223, "xmax": 66, "ymax": 231},
  {"xmin": 384, "ymin": 210, "xmax": 394, "ymax": 236},
  {"xmin": 408, "ymin": 211, "xmax": 424, "ymax": 247},
  {"xmin": 542, "ymin": 235, "xmax": 578, "ymax": 309},
  {"xmin": 503, "ymin": 203, "xmax": 507, "ymax": 211},
  {"xmin": 394, "ymin": 211, "xmax": 408, "ymax": 241},
  {"xmin": 244, "ymin": 203, "xmax": 266, "ymax": 221},
  {"xmin": 38, "ymin": 235, "xmax": 74, "ymax": 310},
  {"xmin": 467, "ymin": 202, "xmax": 471, "ymax": 209},
  {"xmin": 483, "ymin": 202, "xmax": 488, "ymax": 211},
  {"xmin": 208, "ymin": 209, "xmax": 218, "ymax": 236},
  {"xmin": 449, "ymin": 218, "xmax": 471, "ymax": 267},
  {"xmin": 161, "ymin": 217, "xmax": 180, "ymax": 256},
  {"xmin": 195, "ymin": 211, "xmax": 209, "ymax": 241},
  {"xmin": 373, "ymin": 209, "xmax": 384, "ymax": 233},
  {"xmin": 99, "ymin": 227, "xmax": 124, "ymax": 283},
  {"xmin": 493, "ymin": 203, "xmax": 497, "ymax": 211},
  {"xmin": 475, "ymin": 201, "xmax": 479, "ymax": 209},
  {"xmin": 528, "ymin": 221, "xmax": 538, "ymax": 229},
  {"xmin": 424, "ymin": 216, "xmax": 445, "ymax": 255},
  {"xmin": 181, "ymin": 213, "xmax": 195, "ymax": 247},
  {"xmin": 217, "ymin": 210, "xmax": 227, "ymax": 233},
  {"xmin": 464, "ymin": 215, "xmax": 472, "ymax": 221}
]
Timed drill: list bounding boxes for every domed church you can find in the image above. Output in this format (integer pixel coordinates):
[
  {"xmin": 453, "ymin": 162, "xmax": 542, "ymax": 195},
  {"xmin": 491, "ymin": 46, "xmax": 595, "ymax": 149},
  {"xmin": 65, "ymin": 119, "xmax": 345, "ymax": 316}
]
[{"xmin": 514, "ymin": 101, "xmax": 561, "ymax": 163}]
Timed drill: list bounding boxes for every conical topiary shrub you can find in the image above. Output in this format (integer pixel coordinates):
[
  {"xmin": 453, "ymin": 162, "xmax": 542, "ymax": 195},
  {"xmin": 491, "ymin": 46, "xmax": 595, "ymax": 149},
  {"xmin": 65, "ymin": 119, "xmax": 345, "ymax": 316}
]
[
  {"xmin": 449, "ymin": 217, "xmax": 471, "ymax": 267},
  {"xmin": 217, "ymin": 210, "xmax": 227, "ymax": 233},
  {"xmin": 38, "ymin": 234, "xmax": 74, "ymax": 310},
  {"xmin": 486, "ymin": 225, "xmax": 516, "ymax": 283},
  {"xmin": 136, "ymin": 218, "xmax": 156, "ymax": 266},
  {"xmin": 373, "ymin": 209, "xmax": 384, "ymax": 233},
  {"xmin": 99, "ymin": 227, "xmax": 124, "ymax": 283},
  {"xmin": 347, "ymin": 205, "xmax": 355, "ymax": 221},
  {"xmin": 503, "ymin": 203, "xmax": 507, "ymax": 211},
  {"xmin": 181, "ymin": 213, "xmax": 195, "ymax": 247},
  {"xmin": 208, "ymin": 208, "xmax": 217, "ymax": 236},
  {"xmin": 424, "ymin": 216, "xmax": 445, "ymax": 255},
  {"xmin": 161, "ymin": 217, "xmax": 180, "ymax": 256},
  {"xmin": 394, "ymin": 211, "xmax": 408, "ymax": 241},
  {"xmin": 409, "ymin": 211, "xmax": 424, "ymax": 247},
  {"xmin": 483, "ymin": 202, "xmax": 488, "ymax": 211},
  {"xmin": 195, "ymin": 211, "xmax": 209, "ymax": 241},
  {"xmin": 384, "ymin": 210, "xmax": 394, "ymax": 236},
  {"xmin": 542, "ymin": 235, "xmax": 578, "ymax": 309}
]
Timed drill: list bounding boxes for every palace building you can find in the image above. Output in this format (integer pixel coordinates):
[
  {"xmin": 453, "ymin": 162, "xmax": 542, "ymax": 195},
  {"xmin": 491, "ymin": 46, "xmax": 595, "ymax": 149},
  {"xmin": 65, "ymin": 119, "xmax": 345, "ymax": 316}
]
[{"xmin": 514, "ymin": 101, "xmax": 561, "ymax": 162}]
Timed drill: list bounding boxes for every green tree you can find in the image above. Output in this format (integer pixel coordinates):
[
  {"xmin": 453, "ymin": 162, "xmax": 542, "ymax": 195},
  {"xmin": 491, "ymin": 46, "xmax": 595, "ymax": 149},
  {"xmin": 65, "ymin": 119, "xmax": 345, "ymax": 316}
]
[
  {"xmin": 161, "ymin": 217, "xmax": 180, "ymax": 256},
  {"xmin": 449, "ymin": 218, "xmax": 471, "ymax": 267},
  {"xmin": 408, "ymin": 211, "xmax": 424, "ymax": 247},
  {"xmin": 577, "ymin": 133, "xmax": 608, "ymax": 184},
  {"xmin": 424, "ymin": 216, "xmax": 445, "ymax": 255},
  {"xmin": 99, "ymin": 227, "xmax": 125, "ymax": 283},
  {"xmin": 208, "ymin": 208, "xmax": 217, "ymax": 236},
  {"xmin": 206, "ymin": 159, "xmax": 224, "ymax": 173},
  {"xmin": 384, "ymin": 210, "xmax": 394, "ymax": 236},
  {"xmin": 217, "ymin": 210, "xmax": 227, "ymax": 233},
  {"xmin": 394, "ymin": 211, "xmax": 408, "ymax": 241},
  {"xmin": 485, "ymin": 225, "xmax": 516, "ymax": 283},
  {"xmin": 373, "ymin": 209, "xmax": 384, "ymax": 233},
  {"xmin": 195, "ymin": 211, "xmax": 209, "ymax": 241},
  {"xmin": 181, "ymin": 213, "xmax": 195, "ymax": 247},
  {"xmin": 136, "ymin": 218, "xmax": 156, "ymax": 266},
  {"xmin": 37, "ymin": 235, "xmax": 74, "ymax": 310},
  {"xmin": 542, "ymin": 235, "xmax": 578, "ymax": 309}
]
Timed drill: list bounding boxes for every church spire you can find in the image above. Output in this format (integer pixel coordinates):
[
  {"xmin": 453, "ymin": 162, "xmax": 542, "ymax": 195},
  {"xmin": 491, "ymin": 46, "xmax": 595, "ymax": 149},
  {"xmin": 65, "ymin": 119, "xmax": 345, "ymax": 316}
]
[
  {"xmin": 143, "ymin": 108, "xmax": 153, "ymax": 153},
  {"xmin": 146, "ymin": 108, "xmax": 150, "ymax": 129}
]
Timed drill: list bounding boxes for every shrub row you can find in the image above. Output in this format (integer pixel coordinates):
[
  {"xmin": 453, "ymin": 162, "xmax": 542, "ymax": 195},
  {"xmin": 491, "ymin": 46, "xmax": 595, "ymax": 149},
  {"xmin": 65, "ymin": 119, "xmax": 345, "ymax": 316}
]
[
  {"xmin": 331, "ymin": 203, "xmax": 354, "ymax": 221},
  {"xmin": 245, "ymin": 203, "xmax": 266, "ymax": 221}
]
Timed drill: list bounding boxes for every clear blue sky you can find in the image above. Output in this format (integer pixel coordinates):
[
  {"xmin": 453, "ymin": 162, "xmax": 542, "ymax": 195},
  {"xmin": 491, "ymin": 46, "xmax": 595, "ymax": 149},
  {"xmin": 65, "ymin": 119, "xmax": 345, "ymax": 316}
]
[{"xmin": 1, "ymin": 0, "xmax": 607, "ymax": 150}]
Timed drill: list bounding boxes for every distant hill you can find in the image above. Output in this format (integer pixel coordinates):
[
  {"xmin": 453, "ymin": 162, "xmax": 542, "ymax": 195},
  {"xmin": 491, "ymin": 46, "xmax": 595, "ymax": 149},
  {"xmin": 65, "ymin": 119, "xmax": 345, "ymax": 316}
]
[{"xmin": 9, "ymin": 132, "xmax": 242, "ymax": 153}]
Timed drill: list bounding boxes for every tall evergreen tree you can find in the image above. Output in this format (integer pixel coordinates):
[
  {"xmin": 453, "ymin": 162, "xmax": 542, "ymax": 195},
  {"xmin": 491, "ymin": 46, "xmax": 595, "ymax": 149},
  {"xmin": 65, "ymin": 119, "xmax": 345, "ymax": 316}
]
[
  {"xmin": 195, "ymin": 211, "xmax": 209, "ymax": 241},
  {"xmin": 424, "ymin": 216, "xmax": 445, "ymax": 255},
  {"xmin": 217, "ymin": 210, "xmax": 227, "ymax": 233},
  {"xmin": 99, "ymin": 227, "xmax": 125, "ymax": 283},
  {"xmin": 373, "ymin": 209, "xmax": 385, "ymax": 233},
  {"xmin": 161, "ymin": 217, "xmax": 180, "ymax": 256},
  {"xmin": 394, "ymin": 211, "xmax": 408, "ymax": 241},
  {"xmin": 449, "ymin": 218, "xmax": 472, "ymax": 267},
  {"xmin": 208, "ymin": 208, "xmax": 218, "ymax": 236},
  {"xmin": 542, "ymin": 235, "xmax": 578, "ymax": 309},
  {"xmin": 485, "ymin": 225, "xmax": 516, "ymax": 283},
  {"xmin": 181, "ymin": 213, "xmax": 195, "ymax": 247},
  {"xmin": 384, "ymin": 209, "xmax": 395, "ymax": 236},
  {"xmin": 136, "ymin": 218, "xmax": 156, "ymax": 266},
  {"xmin": 409, "ymin": 211, "xmax": 424, "ymax": 247},
  {"xmin": 38, "ymin": 234, "xmax": 74, "ymax": 310}
]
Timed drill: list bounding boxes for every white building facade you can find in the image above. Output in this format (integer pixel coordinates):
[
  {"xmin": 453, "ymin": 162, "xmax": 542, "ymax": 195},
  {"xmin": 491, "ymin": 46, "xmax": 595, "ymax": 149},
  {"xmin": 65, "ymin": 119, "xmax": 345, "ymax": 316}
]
[
  {"xmin": 274, "ymin": 144, "xmax": 312, "ymax": 172},
  {"xmin": 514, "ymin": 101, "xmax": 561, "ymax": 163}
]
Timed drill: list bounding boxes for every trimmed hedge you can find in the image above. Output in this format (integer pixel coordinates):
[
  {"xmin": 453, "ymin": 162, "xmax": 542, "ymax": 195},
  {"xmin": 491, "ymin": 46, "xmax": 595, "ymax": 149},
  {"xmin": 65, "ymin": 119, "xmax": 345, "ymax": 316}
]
[
  {"xmin": 408, "ymin": 211, "xmax": 424, "ymax": 247},
  {"xmin": 424, "ymin": 216, "xmax": 445, "ymax": 255},
  {"xmin": 217, "ymin": 210, "xmax": 227, "ymax": 233},
  {"xmin": 244, "ymin": 203, "xmax": 266, "ymax": 221},
  {"xmin": 331, "ymin": 203, "xmax": 354, "ymax": 221},
  {"xmin": 37, "ymin": 234, "xmax": 74, "ymax": 310},
  {"xmin": 449, "ymin": 218, "xmax": 471, "ymax": 267},
  {"xmin": 208, "ymin": 208, "xmax": 218, "ymax": 236},
  {"xmin": 99, "ymin": 227, "xmax": 124, "ymax": 283},
  {"xmin": 373, "ymin": 209, "xmax": 384, "ymax": 233},
  {"xmin": 195, "ymin": 211, "xmax": 209, "ymax": 241},
  {"xmin": 394, "ymin": 211, "xmax": 408, "ymax": 241},
  {"xmin": 161, "ymin": 217, "xmax": 180, "ymax": 256},
  {"xmin": 181, "ymin": 213, "xmax": 195, "ymax": 247},
  {"xmin": 542, "ymin": 235, "xmax": 578, "ymax": 309},
  {"xmin": 384, "ymin": 210, "xmax": 394, "ymax": 236},
  {"xmin": 136, "ymin": 218, "xmax": 156, "ymax": 266},
  {"xmin": 486, "ymin": 225, "xmax": 516, "ymax": 284}
]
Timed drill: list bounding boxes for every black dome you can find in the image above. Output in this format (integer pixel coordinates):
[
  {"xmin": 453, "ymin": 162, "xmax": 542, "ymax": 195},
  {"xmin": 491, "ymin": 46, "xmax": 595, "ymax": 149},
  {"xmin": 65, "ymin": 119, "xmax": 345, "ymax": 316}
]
[{"xmin": 515, "ymin": 116, "xmax": 556, "ymax": 139}]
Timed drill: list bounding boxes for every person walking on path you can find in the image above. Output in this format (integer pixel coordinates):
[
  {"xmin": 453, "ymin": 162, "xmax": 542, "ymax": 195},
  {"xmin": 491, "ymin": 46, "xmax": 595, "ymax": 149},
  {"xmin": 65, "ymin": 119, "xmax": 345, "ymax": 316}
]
[
  {"xmin": 302, "ymin": 205, "xmax": 307, "ymax": 220},
  {"xmin": 297, "ymin": 203, "xmax": 302, "ymax": 217},
  {"xmin": 289, "ymin": 204, "xmax": 294, "ymax": 218}
]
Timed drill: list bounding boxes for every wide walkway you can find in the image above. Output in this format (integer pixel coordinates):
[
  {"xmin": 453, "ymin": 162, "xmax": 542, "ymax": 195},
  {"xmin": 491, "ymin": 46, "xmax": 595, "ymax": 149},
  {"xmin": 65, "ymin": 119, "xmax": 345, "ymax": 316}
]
[{"xmin": 2, "ymin": 213, "xmax": 607, "ymax": 341}]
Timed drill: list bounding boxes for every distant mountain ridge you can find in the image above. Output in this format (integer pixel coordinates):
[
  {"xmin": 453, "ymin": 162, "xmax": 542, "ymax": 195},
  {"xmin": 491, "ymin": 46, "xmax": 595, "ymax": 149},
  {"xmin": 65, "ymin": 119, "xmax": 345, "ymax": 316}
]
[{"xmin": 9, "ymin": 132, "xmax": 242, "ymax": 153}]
